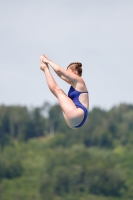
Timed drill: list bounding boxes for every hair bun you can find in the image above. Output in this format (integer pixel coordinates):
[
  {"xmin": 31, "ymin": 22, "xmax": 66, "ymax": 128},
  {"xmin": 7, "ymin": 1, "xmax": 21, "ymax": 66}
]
[
  {"xmin": 77, "ymin": 62, "xmax": 82, "ymax": 68},
  {"xmin": 78, "ymin": 63, "xmax": 82, "ymax": 67}
]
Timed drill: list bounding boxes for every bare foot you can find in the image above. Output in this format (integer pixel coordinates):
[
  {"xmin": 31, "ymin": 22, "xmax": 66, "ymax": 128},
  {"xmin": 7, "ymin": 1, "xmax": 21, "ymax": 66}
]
[{"xmin": 40, "ymin": 62, "xmax": 49, "ymax": 71}]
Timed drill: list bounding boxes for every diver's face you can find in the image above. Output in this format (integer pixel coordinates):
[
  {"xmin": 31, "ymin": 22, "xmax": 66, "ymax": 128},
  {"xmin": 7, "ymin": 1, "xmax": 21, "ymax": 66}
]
[
  {"xmin": 67, "ymin": 67, "xmax": 73, "ymax": 73},
  {"xmin": 67, "ymin": 66, "xmax": 77, "ymax": 75}
]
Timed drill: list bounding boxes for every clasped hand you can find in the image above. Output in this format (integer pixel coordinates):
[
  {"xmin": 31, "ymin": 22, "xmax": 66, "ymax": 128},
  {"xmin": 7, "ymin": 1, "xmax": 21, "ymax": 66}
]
[{"xmin": 40, "ymin": 54, "xmax": 50, "ymax": 71}]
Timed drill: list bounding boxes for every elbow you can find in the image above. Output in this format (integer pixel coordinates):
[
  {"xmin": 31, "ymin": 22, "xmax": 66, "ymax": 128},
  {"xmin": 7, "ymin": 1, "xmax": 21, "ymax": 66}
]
[{"xmin": 56, "ymin": 67, "xmax": 61, "ymax": 74}]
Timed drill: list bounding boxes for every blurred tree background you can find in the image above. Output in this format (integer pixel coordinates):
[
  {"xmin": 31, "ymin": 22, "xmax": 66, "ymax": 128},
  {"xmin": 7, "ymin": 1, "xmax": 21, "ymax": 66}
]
[{"xmin": 0, "ymin": 102, "xmax": 133, "ymax": 200}]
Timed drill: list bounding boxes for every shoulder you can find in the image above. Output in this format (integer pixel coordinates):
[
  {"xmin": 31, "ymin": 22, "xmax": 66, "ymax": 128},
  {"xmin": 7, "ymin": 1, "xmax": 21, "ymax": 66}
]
[{"xmin": 72, "ymin": 77, "xmax": 87, "ymax": 91}]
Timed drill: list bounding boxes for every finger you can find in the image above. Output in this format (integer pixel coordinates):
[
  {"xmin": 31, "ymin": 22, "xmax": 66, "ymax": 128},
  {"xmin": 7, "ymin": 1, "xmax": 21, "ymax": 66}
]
[
  {"xmin": 42, "ymin": 59, "xmax": 48, "ymax": 64},
  {"xmin": 40, "ymin": 56, "xmax": 43, "ymax": 62},
  {"xmin": 42, "ymin": 59, "xmax": 45, "ymax": 64},
  {"xmin": 43, "ymin": 54, "xmax": 50, "ymax": 60}
]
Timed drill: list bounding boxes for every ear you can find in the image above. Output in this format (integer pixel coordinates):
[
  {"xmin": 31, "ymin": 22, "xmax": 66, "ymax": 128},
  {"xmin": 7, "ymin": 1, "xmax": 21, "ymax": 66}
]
[{"xmin": 73, "ymin": 70, "xmax": 78, "ymax": 75}]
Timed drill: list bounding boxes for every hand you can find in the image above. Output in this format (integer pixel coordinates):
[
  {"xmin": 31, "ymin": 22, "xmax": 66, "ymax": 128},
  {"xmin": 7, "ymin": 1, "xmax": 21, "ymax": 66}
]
[
  {"xmin": 43, "ymin": 54, "xmax": 51, "ymax": 61},
  {"xmin": 40, "ymin": 54, "xmax": 50, "ymax": 64},
  {"xmin": 40, "ymin": 59, "xmax": 49, "ymax": 71}
]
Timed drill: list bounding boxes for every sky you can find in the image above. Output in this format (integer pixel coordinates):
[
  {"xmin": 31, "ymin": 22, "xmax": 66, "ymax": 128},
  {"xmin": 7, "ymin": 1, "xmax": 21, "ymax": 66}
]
[{"xmin": 0, "ymin": 0, "xmax": 133, "ymax": 110}]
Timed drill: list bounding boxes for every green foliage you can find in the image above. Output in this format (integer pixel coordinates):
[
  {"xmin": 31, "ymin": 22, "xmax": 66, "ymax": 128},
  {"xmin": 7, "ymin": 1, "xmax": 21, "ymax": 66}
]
[
  {"xmin": 1, "ymin": 103, "xmax": 133, "ymax": 148},
  {"xmin": 89, "ymin": 168, "xmax": 126, "ymax": 196},
  {"xmin": 40, "ymin": 146, "xmax": 127, "ymax": 199},
  {"xmin": 0, "ymin": 138, "xmax": 132, "ymax": 200},
  {"xmin": 0, "ymin": 105, "xmax": 48, "ymax": 147},
  {"xmin": 0, "ymin": 152, "xmax": 23, "ymax": 180},
  {"xmin": 48, "ymin": 104, "xmax": 68, "ymax": 134},
  {"xmin": 0, "ymin": 103, "xmax": 133, "ymax": 200}
]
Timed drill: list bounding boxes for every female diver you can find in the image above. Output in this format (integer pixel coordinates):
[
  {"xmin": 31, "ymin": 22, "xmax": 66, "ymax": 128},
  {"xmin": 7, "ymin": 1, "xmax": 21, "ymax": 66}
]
[{"xmin": 40, "ymin": 54, "xmax": 89, "ymax": 129}]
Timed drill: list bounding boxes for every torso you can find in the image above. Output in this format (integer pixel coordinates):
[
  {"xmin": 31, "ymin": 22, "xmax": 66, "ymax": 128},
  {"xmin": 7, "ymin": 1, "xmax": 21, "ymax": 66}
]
[
  {"xmin": 64, "ymin": 76, "xmax": 89, "ymax": 128},
  {"xmin": 70, "ymin": 79, "xmax": 89, "ymax": 110}
]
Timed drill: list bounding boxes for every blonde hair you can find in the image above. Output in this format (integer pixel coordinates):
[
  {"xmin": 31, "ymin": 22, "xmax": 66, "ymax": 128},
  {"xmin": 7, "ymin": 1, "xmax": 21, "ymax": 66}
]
[{"xmin": 67, "ymin": 62, "xmax": 82, "ymax": 76}]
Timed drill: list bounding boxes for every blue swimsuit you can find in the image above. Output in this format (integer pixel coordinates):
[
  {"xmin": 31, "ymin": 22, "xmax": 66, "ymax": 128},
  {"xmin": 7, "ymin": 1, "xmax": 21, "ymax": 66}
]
[{"xmin": 68, "ymin": 86, "xmax": 88, "ymax": 128}]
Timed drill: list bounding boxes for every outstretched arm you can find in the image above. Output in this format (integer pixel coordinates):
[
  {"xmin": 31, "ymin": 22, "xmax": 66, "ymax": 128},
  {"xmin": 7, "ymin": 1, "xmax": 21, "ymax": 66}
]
[{"xmin": 40, "ymin": 55, "xmax": 79, "ymax": 83}]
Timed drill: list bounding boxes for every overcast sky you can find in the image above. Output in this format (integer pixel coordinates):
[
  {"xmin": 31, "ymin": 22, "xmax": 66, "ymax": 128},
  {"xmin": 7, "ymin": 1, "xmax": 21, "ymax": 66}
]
[{"xmin": 0, "ymin": 0, "xmax": 133, "ymax": 110}]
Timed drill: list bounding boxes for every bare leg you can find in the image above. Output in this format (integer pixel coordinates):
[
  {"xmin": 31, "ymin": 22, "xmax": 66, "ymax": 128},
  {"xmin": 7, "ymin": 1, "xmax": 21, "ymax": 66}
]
[{"xmin": 42, "ymin": 66, "xmax": 84, "ymax": 127}]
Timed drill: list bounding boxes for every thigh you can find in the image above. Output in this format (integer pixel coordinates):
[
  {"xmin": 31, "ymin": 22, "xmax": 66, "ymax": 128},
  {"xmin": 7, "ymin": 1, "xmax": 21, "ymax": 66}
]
[{"xmin": 56, "ymin": 88, "xmax": 79, "ymax": 119}]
